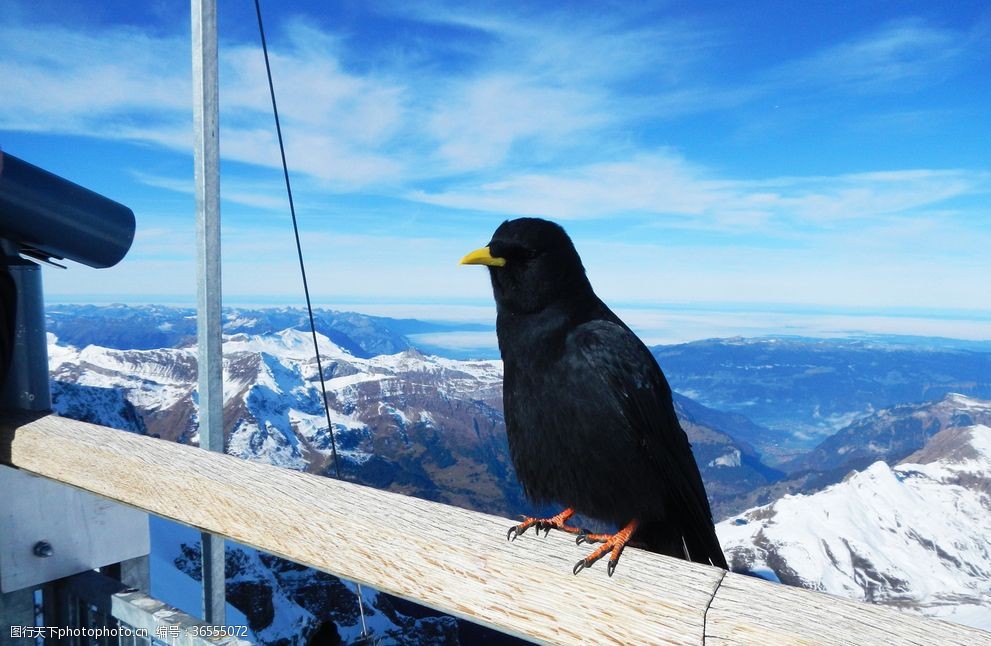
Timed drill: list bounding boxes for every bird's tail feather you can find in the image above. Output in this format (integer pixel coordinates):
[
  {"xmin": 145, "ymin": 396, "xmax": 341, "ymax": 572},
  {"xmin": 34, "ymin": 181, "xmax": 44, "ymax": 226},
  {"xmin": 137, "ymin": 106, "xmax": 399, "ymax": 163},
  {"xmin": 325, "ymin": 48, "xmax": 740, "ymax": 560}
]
[{"xmin": 635, "ymin": 519, "xmax": 728, "ymax": 569}]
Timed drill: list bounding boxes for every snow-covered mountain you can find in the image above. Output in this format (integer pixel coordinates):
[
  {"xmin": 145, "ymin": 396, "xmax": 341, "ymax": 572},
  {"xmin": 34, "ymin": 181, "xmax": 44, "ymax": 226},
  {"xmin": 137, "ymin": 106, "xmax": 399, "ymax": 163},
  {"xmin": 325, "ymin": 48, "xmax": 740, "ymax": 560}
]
[
  {"xmin": 48, "ymin": 330, "xmax": 506, "ymax": 643},
  {"xmin": 654, "ymin": 336, "xmax": 991, "ymax": 462},
  {"xmin": 718, "ymin": 423, "xmax": 991, "ymax": 631},
  {"xmin": 51, "ymin": 311, "xmax": 991, "ymax": 637},
  {"xmin": 170, "ymin": 531, "xmax": 458, "ymax": 644},
  {"xmin": 720, "ymin": 394, "xmax": 991, "ymax": 515},
  {"xmin": 48, "ymin": 328, "xmax": 530, "ymax": 516},
  {"xmin": 47, "ymin": 327, "xmax": 776, "ymax": 520},
  {"xmin": 46, "ymin": 324, "xmax": 782, "ymax": 642},
  {"xmin": 786, "ymin": 393, "xmax": 991, "ymax": 477},
  {"xmin": 45, "ymin": 303, "xmax": 487, "ymax": 357}
]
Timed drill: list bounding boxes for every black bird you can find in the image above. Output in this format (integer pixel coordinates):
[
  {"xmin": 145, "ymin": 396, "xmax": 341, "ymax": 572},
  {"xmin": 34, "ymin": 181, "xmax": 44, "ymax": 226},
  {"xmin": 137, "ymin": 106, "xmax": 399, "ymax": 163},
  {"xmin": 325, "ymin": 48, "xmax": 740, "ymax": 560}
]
[{"xmin": 461, "ymin": 218, "xmax": 728, "ymax": 576}]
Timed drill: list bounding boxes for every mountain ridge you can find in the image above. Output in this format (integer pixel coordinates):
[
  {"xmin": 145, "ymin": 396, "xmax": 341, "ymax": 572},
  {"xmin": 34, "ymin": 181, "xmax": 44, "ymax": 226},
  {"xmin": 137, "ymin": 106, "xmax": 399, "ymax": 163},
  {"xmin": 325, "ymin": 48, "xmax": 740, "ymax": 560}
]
[
  {"xmin": 718, "ymin": 422, "xmax": 991, "ymax": 630},
  {"xmin": 652, "ymin": 336, "xmax": 991, "ymax": 462},
  {"xmin": 45, "ymin": 304, "xmax": 991, "ymax": 638}
]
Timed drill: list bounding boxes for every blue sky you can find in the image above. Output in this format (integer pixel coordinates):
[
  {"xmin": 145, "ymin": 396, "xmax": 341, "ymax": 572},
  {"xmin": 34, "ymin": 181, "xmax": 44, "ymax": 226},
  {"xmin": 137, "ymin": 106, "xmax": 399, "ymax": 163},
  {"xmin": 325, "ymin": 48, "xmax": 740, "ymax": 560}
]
[{"xmin": 2, "ymin": 0, "xmax": 990, "ymax": 340}]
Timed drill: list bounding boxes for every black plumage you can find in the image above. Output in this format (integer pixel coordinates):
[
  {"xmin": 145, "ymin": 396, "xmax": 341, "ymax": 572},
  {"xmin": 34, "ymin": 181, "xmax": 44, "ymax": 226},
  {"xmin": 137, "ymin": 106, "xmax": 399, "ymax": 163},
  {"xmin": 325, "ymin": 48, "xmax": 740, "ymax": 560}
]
[{"xmin": 461, "ymin": 217, "xmax": 728, "ymax": 575}]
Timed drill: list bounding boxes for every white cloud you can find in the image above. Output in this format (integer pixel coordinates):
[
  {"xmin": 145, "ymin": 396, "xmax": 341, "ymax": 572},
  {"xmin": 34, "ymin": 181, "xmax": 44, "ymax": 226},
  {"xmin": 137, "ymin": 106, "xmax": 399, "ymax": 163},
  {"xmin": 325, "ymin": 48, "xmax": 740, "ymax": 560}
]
[
  {"xmin": 0, "ymin": 18, "xmax": 410, "ymax": 188},
  {"xmin": 427, "ymin": 74, "xmax": 610, "ymax": 171},
  {"xmin": 6, "ymin": 6, "xmax": 991, "ymax": 323},
  {"xmin": 3, "ymin": 10, "xmax": 983, "ymax": 190},
  {"xmin": 131, "ymin": 171, "xmax": 292, "ymax": 212},
  {"xmin": 408, "ymin": 152, "xmax": 990, "ymax": 229},
  {"xmin": 404, "ymin": 6, "xmax": 727, "ymax": 170},
  {"xmin": 769, "ymin": 19, "xmax": 968, "ymax": 94},
  {"xmin": 217, "ymin": 23, "xmax": 410, "ymax": 187},
  {"xmin": 408, "ymin": 153, "xmax": 727, "ymax": 219},
  {"xmin": 0, "ymin": 23, "xmax": 189, "ymax": 135}
]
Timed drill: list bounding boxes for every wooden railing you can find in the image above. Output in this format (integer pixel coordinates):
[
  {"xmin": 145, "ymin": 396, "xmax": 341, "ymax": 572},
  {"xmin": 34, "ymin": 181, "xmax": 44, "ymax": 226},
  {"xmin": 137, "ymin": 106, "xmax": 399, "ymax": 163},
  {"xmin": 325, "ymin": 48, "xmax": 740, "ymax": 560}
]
[{"xmin": 1, "ymin": 413, "xmax": 987, "ymax": 645}]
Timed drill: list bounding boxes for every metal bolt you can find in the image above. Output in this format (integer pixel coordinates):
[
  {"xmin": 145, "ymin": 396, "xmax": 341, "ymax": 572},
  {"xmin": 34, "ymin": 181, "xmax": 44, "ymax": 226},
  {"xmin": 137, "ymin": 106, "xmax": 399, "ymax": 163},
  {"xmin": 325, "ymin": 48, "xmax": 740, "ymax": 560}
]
[{"xmin": 33, "ymin": 541, "xmax": 53, "ymax": 558}]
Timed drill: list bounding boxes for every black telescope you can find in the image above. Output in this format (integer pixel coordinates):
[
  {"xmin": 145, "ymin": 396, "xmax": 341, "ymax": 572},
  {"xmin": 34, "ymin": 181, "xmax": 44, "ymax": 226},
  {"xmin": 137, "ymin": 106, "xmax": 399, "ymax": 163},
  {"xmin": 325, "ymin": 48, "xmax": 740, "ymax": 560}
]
[
  {"xmin": 0, "ymin": 151, "xmax": 135, "ymax": 268},
  {"xmin": 0, "ymin": 150, "xmax": 136, "ymax": 411}
]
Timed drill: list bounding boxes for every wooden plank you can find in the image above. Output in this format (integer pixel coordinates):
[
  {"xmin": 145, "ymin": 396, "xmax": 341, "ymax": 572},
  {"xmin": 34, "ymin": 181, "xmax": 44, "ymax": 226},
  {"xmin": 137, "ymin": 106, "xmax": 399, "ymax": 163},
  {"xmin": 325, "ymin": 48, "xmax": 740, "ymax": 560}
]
[
  {"xmin": 3, "ymin": 413, "xmax": 989, "ymax": 645},
  {"xmin": 705, "ymin": 570, "xmax": 991, "ymax": 646},
  {"xmin": 0, "ymin": 414, "xmax": 721, "ymax": 645}
]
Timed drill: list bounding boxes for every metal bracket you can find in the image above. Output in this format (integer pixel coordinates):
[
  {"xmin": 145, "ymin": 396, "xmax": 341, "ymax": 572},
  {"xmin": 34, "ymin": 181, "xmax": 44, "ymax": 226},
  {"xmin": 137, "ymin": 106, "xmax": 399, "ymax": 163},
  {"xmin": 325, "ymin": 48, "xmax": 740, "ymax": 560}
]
[{"xmin": 0, "ymin": 465, "xmax": 150, "ymax": 593}]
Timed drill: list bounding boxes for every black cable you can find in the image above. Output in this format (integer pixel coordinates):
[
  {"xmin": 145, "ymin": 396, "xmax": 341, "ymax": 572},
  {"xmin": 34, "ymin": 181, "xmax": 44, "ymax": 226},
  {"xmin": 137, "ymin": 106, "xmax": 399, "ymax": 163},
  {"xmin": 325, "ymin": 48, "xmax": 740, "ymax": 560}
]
[{"xmin": 252, "ymin": 0, "xmax": 341, "ymax": 480}]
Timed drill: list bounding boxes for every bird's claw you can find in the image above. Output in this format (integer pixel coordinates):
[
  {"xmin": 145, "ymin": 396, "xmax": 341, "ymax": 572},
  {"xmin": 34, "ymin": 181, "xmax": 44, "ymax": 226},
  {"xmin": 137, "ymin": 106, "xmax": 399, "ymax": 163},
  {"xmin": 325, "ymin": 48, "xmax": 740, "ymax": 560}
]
[
  {"xmin": 508, "ymin": 510, "xmax": 580, "ymax": 543},
  {"xmin": 572, "ymin": 554, "xmax": 620, "ymax": 576}
]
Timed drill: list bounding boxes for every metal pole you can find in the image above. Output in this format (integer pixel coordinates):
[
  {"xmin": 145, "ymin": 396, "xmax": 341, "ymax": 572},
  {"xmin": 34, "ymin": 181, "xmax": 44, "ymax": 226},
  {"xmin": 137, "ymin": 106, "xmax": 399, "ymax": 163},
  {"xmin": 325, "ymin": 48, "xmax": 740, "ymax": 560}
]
[
  {"xmin": 0, "ymin": 242, "xmax": 47, "ymax": 644},
  {"xmin": 191, "ymin": 0, "xmax": 225, "ymax": 625},
  {"xmin": 0, "ymin": 243, "xmax": 51, "ymax": 412}
]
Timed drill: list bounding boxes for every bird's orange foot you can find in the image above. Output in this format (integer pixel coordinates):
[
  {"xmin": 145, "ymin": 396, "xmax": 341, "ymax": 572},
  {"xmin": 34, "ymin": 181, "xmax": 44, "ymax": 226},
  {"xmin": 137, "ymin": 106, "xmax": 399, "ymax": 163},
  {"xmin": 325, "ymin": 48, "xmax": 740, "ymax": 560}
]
[
  {"xmin": 573, "ymin": 519, "xmax": 640, "ymax": 577},
  {"xmin": 506, "ymin": 508, "xmax": 584, "ymax": 541}
]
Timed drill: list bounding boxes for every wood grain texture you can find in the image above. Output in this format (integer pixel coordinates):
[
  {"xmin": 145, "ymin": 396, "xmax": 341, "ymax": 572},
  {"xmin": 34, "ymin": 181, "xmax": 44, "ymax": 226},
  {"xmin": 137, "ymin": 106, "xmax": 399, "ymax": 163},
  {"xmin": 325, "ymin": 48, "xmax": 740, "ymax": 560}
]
[
  {"xmin": 2, "ymin": 413, "xmax": 989, "ymax": 645},
  {"xmin": 705, "ymin": 571, "xmax": 990, "ymax": 646},
  {"xmin": 0, "ymin": 413, "xmax": 719, "ymax": 644}
]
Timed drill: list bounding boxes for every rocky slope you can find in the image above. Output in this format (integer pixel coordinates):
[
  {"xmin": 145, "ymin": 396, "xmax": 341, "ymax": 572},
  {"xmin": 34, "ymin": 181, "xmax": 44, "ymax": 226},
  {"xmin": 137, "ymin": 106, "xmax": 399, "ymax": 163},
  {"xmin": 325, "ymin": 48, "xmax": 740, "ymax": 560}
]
[{"xmin": 48, "ymin": 328, "xmax": 776, "ymax": 520}]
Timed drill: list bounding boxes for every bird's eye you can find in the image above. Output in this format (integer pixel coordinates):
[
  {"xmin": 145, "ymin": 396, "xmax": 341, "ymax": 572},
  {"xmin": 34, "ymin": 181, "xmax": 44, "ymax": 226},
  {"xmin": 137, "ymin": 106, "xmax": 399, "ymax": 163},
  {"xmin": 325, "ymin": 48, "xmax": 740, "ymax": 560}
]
[
  {"xmin": 512, "ymin": 246, "xmax": 541, "ymax": 262},
  {"xmin": 490, "ymin": 242, "xmax": 538, "ymax": 262}
]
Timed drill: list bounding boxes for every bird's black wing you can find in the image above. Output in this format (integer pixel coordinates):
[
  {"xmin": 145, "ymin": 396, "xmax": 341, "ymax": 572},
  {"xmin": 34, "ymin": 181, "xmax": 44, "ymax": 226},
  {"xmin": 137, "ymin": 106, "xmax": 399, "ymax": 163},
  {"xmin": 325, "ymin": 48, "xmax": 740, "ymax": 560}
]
[{"xmin": 566, "ymin": 318, "xmax": 727, "ymax": 567}]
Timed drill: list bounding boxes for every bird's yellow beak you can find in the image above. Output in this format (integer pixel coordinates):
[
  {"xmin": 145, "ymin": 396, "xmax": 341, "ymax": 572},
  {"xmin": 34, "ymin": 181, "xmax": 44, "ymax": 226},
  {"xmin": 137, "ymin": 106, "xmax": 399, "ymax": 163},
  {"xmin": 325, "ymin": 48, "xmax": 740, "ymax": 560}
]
[{"xmin": 459, "ymin": 246, "xmax": 506, "ymax": 267}]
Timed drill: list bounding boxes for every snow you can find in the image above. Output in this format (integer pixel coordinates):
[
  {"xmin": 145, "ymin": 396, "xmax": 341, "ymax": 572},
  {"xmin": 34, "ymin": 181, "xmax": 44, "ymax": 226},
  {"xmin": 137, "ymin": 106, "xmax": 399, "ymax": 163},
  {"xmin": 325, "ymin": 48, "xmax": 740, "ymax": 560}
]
[
  {"xmin": 326, "ymin": 372, "xmax": 388, "ymax": 391},
  {"xmin": 48, "ymin": 325, "xmax": 991, "ymax": 637},
  {"xmin": 718, "ymin": 425, "xmax": 991, "ymax": 630},
  {"xmin": 339, "ymin": 583, "xmax": 391, "ymax": 644},
  {"xmin": 224, "ymin": 328, "xmax": 353, "ymax": 362},
  {"xmin": 945, "ymin": 393, "xmax": 991, "ymax": 411},
  {"xmin": 708, "ymin": 449, "xmax": 742, "ymax": 468},
  {"xmin": 149, "ymin": 518, "xmax": 335, "ymax": 643},
  {"xmin": 963, "ymin": 424, "xmax": 991, "ymax": 460},
  {"xmin": 47, "ymin": 333, "xmax": 77, "ymax": 368},
  {"xmin": 223, "ymin": 316, "xmax": 259, "ymax": 329},
  {"xmin": 380, "ymin": 403, "xmax": 409, "ymax": 426},
  {"xmin": 48, "ymin": 326, "xmax": 501, "ymax": 473},
  {"xmin": 51, "ymin": 342, "xmax": 194, "ymax": 412}
]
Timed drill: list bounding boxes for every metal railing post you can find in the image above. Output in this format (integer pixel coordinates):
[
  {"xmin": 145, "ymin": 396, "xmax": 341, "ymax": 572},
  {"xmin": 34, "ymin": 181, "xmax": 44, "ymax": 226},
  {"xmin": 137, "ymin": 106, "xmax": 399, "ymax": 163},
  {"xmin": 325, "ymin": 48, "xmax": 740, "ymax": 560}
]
[{"xmin": 191, "ymin": 0, "xmax": 226, "ymax": 625}]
